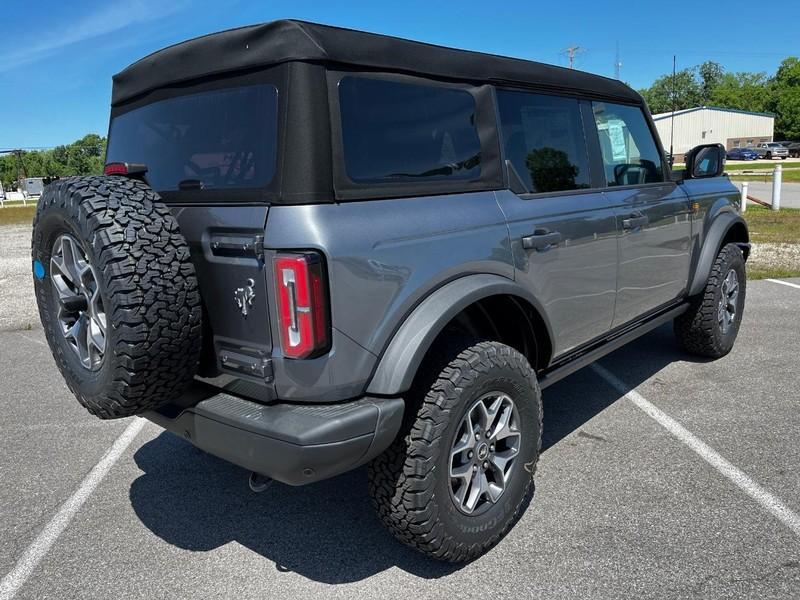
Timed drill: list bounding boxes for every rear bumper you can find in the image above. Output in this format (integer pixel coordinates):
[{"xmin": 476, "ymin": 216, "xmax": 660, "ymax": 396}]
[{"xmin": 143, "ymin": 391, "xmax": 404, "ymax": 486}]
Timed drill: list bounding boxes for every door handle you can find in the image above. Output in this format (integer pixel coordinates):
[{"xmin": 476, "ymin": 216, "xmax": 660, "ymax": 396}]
[
  {"xmin": 622, "ymin": 213, "xmax": 649, "ymax": 229},
  {"xmin": 522, "ymin": 229, "xmax": 562, "ymax": 250}
]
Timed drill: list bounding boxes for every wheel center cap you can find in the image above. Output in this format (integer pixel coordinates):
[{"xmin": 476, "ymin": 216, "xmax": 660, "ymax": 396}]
[{"xmin": 476, "ymin": 442, "xmax": 489, "ymax": 461}]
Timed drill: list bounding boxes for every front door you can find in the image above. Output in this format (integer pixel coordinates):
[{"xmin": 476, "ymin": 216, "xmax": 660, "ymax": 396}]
[
  {"xmin": 589, "ymin": 101, "xmax": 692, "ymax": 327},
  {"xmin": 495, "ymin": 90, "xmax": 618, "ymax": 357}
]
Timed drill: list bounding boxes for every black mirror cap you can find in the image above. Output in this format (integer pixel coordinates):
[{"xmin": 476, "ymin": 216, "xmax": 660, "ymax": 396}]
[{"xmin": 684, "ymin": 143, "xmax": 726, "ymax": 179}]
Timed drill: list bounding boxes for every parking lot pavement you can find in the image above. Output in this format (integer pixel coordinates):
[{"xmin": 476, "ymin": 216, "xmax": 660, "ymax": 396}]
[{"xmin": 1, "ymin": 279, "xmax": 798, "ymax": 599}]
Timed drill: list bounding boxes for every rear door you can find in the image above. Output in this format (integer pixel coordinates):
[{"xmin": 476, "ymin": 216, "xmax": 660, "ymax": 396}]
[
  {"xmin": 105, "ymin": 80, "xmax": 280, "ymax": 390},
  {"xmin": 589, "ymin": 101, "xmax": 692, "ymax": 327},
  {"xmin": 494, "ymin": 90, "xmax": 618, "ymax": 356}
]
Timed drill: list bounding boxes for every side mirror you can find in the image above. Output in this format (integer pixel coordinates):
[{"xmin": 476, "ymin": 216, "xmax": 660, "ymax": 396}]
[{"xmin": 684, "ymin": 143, "xmax": 725, "ymax": 179}]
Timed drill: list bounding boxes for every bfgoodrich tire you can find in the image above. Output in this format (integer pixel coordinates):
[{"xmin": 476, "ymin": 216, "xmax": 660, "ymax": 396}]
[
  {"xmin": 32, "ymin": 176, "xmax": 202, "ymax": 418},
  {"xmin": 368, "ymin": 341, "xmax": 542, "ymax": 562},
  {"xmin": 674, "ymin": 243, "xmax": 746, "ymax": 358}
]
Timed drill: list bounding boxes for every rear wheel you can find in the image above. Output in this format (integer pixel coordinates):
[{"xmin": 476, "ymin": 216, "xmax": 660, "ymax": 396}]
[
  {"xmin": 674, "ymin": 243, "xmax": 746, "ymax": 358},
  {"xmin": 368, "ymin": 341, "xmax": 542, "ymax": 562},
  {"xmin": 32, "ymin": 176, "xmax": 203, "ymax": 418}
]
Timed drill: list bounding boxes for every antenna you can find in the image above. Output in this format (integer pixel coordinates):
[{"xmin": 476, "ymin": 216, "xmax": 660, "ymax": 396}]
[
  {"xmin": 562, "ymin": 45, "xmax": 583, "ymax": 69},
  {"xmin": 614, "ymin": 42, "xmax": 622, "ymax": 80},
  {"xmin": 669, "ymin": 54, "xmax": 676, "ymax": 166}
]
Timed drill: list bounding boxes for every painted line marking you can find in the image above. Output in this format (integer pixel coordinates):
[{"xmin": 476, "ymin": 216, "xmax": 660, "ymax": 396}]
[
  {"xmin": 0, "ymin": 418, "xmax": 146, "ymax": 600},
  {"xmin": 590, "ymin": 363, "xmax": 800, "ymax": 538},
  {"xmin": 765, "ymin": 278, "xmax": 800, "ymax": 290}
]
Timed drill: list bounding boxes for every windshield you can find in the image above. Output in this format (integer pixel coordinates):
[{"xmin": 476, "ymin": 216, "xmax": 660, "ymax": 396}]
[{"xmin": 106, "ymin": 84, "xmax": 278, "ymax": 192}]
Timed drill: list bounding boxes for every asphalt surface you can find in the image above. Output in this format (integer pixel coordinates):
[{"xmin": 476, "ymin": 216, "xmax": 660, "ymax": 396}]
[
  {"xmin": 1, "ymin": 278, "xmax": 798, "ymax": 599},
  {"xmin": 734, "ymin": 181, "xmax": 800, "ymax": 209}
]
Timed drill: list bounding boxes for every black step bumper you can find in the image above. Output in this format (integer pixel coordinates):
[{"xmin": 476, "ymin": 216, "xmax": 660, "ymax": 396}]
[{"xmin": 143, "ymin": 391, "xmax": 404, "ymax": 486}]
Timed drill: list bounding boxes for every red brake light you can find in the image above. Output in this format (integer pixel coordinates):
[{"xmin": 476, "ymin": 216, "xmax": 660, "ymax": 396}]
[
  {"xmin": 104, "ymin": 162, "xmax": 128, "ymax": 175},
  {"xmin": 103, "ymin": 162, "xmax": 148, "ymax": 176},
  {"xmin": 274, "ymin": 253, "xmax": 330, "ymax": 359}
]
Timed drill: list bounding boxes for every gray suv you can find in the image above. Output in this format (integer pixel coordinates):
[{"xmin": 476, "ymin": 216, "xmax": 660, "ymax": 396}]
[{"xmin": 31, "ymin": 20, "xmax": 749, "ymax": 562}]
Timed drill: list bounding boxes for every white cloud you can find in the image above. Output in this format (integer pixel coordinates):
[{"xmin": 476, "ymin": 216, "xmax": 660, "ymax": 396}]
[{"xmin": 0, "ymin": 0, "xmax": 189, "ymax": 73}]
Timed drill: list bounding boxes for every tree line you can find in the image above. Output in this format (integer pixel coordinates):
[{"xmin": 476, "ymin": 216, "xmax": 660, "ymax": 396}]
[
  {"xmin": 638, "ymin": 57, "xmax": 800, "ymax": 140},
  {"xmin": 1, "ymin": 134, "xmax": 106, "ymax": 190}
]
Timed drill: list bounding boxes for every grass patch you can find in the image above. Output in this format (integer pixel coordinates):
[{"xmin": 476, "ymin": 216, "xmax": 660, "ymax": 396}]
[
  {"xmin": 748, "ymin": 265, "xmax": 800, "ymax": 280},
  {"xmin": 730, "ymin": 170, "xmax": 800, "ymax": 183},
  {"xmin": 725, "ymin": 161, "xmax": 799, "ymax": 171},
  {"xmin": 0, "ymin": 205, "xmax": 36, "ymax": 226},
  {"xmin": 744, "ymin": 206, "xmax": 800, "ymax": 243}
]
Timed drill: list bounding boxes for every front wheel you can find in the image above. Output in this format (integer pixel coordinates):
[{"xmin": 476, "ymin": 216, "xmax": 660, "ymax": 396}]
[
  {"xmin": 674, "ymin": 243, "xmax": 746, "ymax": 358},
  {"xmin": 368, "ymin": 341, "xmax": 542, "ymax": 562}
]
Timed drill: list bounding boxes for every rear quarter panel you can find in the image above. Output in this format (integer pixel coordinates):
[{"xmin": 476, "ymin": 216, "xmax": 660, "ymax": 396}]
[{"xmin": 264, "ymin": 191, "xmax": 513, "ymax": 400}]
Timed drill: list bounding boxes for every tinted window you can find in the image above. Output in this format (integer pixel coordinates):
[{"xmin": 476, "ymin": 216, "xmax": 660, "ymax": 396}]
[
  {"xmin": 106, "ymin": 85, "xmax": 278, "ymax": 192},
  {"xmin": 339, "ymin": 77, "xmax": 481, "ymax": 183},
  {"xmin": 592, "ymin": 102, "xmax": 664, "ymax": 186},
  {"xmin": 497, "ymin": 91, "xmax": 590, "ymax": 193}
]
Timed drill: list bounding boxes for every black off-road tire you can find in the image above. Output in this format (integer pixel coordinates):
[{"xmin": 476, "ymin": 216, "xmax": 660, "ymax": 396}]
[
  {"xmin": 368, "ymin": 341, "xmax": 542, "ymax": 562},
  {"xmin": 32, "ymin": 176, "xmax": 202, "ymax": 418},
  {"xmin": 674, "ymin": 243, "xmax": 746, "ymax": 358}
]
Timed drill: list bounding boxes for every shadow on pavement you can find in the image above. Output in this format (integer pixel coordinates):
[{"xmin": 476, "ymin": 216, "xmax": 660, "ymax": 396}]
[{"xmin": 130, "ymin": 323, "xmax": 699, "ymax": 584}]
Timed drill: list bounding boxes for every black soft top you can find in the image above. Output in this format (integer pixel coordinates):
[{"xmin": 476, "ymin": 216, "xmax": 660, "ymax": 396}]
[{"xmin": 112, "ymin": 20, "xmax": 641, "ymax": 106}]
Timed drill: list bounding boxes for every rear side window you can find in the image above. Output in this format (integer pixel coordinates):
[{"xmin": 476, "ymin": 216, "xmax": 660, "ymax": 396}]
[
  {"xmin": 106, "ymin": 84, "xmax": 278, "ymax": 192},
  {"xmin": 497, "ymin": 90, "xmax": 590, "ymax": 193},
  {"xmin": 338, "ymin": 77, "xmax": 481, "ymax": 183},
  {"xmin": 592, "ymin": 102, "xmax": 664, "ymax": 186}
]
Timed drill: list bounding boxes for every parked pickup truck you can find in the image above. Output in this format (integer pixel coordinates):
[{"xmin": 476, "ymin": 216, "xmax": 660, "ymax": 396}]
[
  {"xmin": 775, "ymin": 141, "xmax": 800, "ymax": 158},
  {"xmin": 31, "ymin": 20, "xmax": 749, "ymax": 562},
  {"xmin": 755, "ymin": 142, "xmax": 790, "ymax": 159}
]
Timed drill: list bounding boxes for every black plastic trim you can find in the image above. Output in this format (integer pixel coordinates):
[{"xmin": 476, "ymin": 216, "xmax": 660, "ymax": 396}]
[{"xmin": 143, "ymin": 393, "xmax": 404, "ymax": 486}]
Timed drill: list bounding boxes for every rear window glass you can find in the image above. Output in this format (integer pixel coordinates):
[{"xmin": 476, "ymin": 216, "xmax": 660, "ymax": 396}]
[
  {"xmin": 497, "ymin": 90, "xmax": 590, "ymax": 193},
  {"xmin": 106, "ymin": 85, "xmax": 278, "ymax": 192},
  {"xmin": 338, "ymin": 77, "xmax": 481, "ymax": 183}
]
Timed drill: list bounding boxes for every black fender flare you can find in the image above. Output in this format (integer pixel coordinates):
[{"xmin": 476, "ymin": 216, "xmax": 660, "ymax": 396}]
[
  {"xmin": 366, "ymin": 274, "xmax": 552, "ymax": 396},
  {"xmin": 688, "ymin": 211, "xmax": 749, "ymax": 296}
]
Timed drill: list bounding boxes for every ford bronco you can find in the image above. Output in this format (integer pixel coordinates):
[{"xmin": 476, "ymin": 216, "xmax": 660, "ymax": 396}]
[{"xmin": 32, "ymin": 20, "xmax": 749, "ymax": 562}]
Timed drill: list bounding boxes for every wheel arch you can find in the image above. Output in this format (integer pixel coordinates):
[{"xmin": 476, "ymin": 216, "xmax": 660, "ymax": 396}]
[
  {"xmin": 366, "ymin": 274, "xmax": 553, "ymax": 396},
  {"xmin": 688, "ymin": 211, "xmax": 750, "ymax": 297}
]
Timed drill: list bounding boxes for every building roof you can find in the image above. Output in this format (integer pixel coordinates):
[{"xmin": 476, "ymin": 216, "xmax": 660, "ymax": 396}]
[
  {"xmin": 652, "ymin": 105, "xmax": 775, "ymax": 120},
  {"xmin": 112, "ymin": 19, "xmax": 641, "ymax": 106}
]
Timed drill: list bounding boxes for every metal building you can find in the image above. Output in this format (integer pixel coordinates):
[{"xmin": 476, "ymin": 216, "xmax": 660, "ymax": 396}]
[{"xmin": 652, "ymin": 106, "xmax": 774, "ymax": 162}]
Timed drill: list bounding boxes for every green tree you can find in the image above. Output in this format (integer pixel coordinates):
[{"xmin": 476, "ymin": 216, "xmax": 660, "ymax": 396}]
[
  {"xmin": 698, "ymin": 61, "xmax": 725, "ymax": 103},
  {"xmin": 638, "ymin": 68, "xmax": 702, "ymax": 114},
  {"xmin": 770, "ymin": 57, "xmax": 800, "ymax": 139},
  {"xmin": 710, "ymin": 72, "xmax": 772, "ymax": 113},
  {"xmin": 0, "ymin": 134, "xmax": 107, "ymax": 190}
]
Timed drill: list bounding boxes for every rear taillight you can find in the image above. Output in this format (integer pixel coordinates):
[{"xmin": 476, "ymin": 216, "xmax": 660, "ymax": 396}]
[{"xmin": 273, "ymin": 252, "xmax": 330, "ymax": 359}]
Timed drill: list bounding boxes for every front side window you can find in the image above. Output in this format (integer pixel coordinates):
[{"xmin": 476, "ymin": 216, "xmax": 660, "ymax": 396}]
[
  {"xmin": 338, "ymin": 77, "xmax": 481, "ymax": 183},
  {"xmin": 106, "ymin": 84, "xmax": 279, "ymax": 192},
  {"xmin": 497, "ymin": 90, "xmax": 590, "ymax": 193},
  {"xmin": 592, "ymin": 102, "xmax": 664, "ymax": 186}
]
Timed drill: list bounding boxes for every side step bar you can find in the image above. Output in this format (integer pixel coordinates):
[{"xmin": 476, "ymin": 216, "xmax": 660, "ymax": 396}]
[{"xmin": 538, "ymin": 303, "xmax": 688, "ymax": 390}]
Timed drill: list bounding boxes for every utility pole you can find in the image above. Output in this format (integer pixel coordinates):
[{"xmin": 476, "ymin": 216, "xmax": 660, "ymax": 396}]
[
  {"xmin": 562, "ymin": 45, "xmax": 583, "ymax": 69},
  {"xmin": 614, "ymin": 42, "xmax": 622, "ymax": 80}
]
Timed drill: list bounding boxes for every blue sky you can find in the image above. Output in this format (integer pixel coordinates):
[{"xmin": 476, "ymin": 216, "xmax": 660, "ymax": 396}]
[{"xmin": 2, "ymin": 0, "xmax": 798, "ymax": 148}]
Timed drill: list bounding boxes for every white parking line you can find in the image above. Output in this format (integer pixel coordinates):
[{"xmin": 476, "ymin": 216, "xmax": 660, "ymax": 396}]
[
  {"xmin": 765, "ymin": 278, "xmax": 800, "ymax": 290},
  {"xmin": 591, "ymin": 363, "xmax": 800, "ymax": 538},
  {"xmin": 0, "ymin": 418, "xmax": 146, "ymax": 600}
]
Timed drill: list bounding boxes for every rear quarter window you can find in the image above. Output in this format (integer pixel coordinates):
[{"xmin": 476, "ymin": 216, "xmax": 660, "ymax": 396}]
[
  {"xmin": 338, "ymin": 77, "xmax": 482, "ymax": 184},
  {"xmin": 106, "ymin": 84, "xmax": 278, "ymax": 192}
]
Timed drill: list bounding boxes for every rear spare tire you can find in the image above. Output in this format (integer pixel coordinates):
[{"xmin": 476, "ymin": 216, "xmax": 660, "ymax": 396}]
[{"xmin": 31, "ymin": 176, "xmax": 202, "ymax": 418}]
